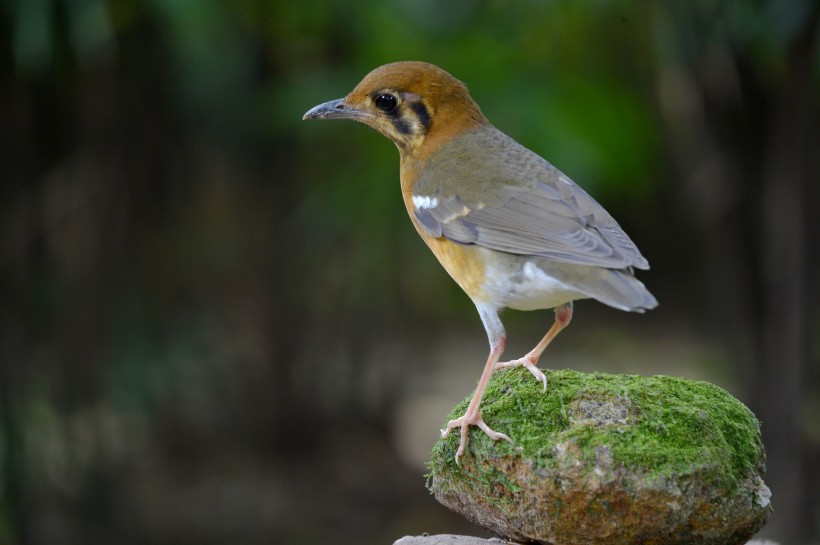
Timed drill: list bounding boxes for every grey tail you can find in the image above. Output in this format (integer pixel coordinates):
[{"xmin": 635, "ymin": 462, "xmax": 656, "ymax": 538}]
[
  {"xmin": 539, "ymin": 261, "xmax": 658, "ymax": 313},
  {"xmin": 584, "ymin": 268, "xmax": 658, "ymax": 313}
]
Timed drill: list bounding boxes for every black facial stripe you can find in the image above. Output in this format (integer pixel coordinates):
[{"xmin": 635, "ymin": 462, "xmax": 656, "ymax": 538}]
[
  {"xmin": 410, "ymin": 102, "xmax": 431, "ymax": 131},
  {"xmin": 391, "ymin": 116, "xmax": 412, "ymax": 135}
]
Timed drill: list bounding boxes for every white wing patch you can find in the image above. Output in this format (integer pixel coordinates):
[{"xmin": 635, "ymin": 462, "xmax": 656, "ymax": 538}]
[{"xmin": 412, "ymin": 195, "xmax": 439, "ymax": 210}]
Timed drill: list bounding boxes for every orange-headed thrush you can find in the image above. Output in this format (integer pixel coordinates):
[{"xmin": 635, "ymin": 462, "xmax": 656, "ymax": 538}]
[{"xmin": 303, "ymin": 62, "xmax": 657, "ymax": 463}]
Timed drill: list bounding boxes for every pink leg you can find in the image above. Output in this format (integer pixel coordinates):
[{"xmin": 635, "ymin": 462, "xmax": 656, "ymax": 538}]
[
  {"xmin": 441, "ymin": 334, "xmax": 512, "ymax": 463},
  {"xmin": 441, "ymin": 303, "xmax": 513, "ymax": 463},
  {"xmin": 495, "ymin": 302, "xmax": 573, "ymax": 391}
]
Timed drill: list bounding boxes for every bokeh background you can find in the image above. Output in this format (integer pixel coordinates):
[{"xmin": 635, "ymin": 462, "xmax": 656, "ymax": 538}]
[{"xmin": 1, "ymin": 1, "xmax": 819, "ymax": 544}]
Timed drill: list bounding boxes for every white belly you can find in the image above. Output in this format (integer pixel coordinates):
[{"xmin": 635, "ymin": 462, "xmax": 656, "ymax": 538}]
[{"xmin": 481, "ymin": 253, "xmax": 587, "ymax": 311}]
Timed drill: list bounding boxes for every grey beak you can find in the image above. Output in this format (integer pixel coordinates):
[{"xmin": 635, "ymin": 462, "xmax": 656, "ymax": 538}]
[{"xmin": 302, "ymin": 98, "xmax": 371, "ymax": 121}]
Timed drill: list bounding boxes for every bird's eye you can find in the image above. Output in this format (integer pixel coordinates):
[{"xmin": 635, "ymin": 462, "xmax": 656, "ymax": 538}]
[{"xmin": 374, "ymin": 93, "xmax": 398, "ymax": 112}]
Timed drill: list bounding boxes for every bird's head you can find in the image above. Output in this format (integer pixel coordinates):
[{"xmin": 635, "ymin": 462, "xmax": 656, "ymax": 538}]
[{"xmin": 303, "ymin": 61, "xmax": 488, "ymax": 156}]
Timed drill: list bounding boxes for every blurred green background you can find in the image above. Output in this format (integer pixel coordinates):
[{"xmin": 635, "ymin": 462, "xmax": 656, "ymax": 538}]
[{"xmin": 1, "ymin": 1, "xmax": 818, "ymax": 544}]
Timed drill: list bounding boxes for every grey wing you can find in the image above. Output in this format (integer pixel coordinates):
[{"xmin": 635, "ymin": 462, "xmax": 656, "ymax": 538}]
[{"xmin": 413, "ymin": 130, "xmax": 650, "ymax": 270}]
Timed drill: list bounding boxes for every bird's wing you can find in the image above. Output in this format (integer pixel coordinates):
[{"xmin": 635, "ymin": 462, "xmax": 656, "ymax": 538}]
[{"xmin": 412, "ymin": 127, "xmax": 649, "ymax": 270}]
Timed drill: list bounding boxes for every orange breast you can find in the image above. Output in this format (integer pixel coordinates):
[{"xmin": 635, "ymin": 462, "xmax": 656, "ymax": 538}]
[
  {"xmin": 399, "ymin": 188, "xmax": 488, "ymax": 302},
  {"xmin": 422, "ymin": 234, "xmax": 489, "ymax": 301}
]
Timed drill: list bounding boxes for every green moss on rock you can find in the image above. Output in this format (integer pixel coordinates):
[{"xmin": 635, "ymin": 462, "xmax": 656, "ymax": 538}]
[{"xmin": 428, "ymin": 368, "xmax": 771, "ymax": 545}]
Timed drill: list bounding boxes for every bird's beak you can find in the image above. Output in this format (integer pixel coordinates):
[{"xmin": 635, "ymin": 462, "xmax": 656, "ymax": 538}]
[{"xmin": 302, "ymin": 98, "xmax": 371, "ymax": 121}]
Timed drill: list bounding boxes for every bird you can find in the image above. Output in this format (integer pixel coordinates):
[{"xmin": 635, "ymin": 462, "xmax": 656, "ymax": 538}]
[{"xmin": 303, "ymin": 61, "xmax": 657, "ymax": 463}]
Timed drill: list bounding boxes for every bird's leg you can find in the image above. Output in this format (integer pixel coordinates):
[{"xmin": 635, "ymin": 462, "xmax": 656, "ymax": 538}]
[
  {"xmin": 495, "ymin": 302, "xmax": 574, "ymax": 391},
  {"xmin": 441, "ymin": 304, "xmax": 513, "ymax": 463}
]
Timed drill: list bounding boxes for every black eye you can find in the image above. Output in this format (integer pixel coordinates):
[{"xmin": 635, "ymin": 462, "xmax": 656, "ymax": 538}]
[{"xmin": 374, "ymin": 93, "xmax": 398, "ymax": 112}]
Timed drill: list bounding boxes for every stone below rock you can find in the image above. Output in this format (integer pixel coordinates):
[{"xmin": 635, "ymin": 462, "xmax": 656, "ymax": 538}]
[
  {"xmin": 393, "ymin": 535, "xmax": 505, "ymax": 545},
  {"xmin": 392, "ymin": 536, "xmax": 781, "ymax": 545},
  {"xmin": 428, "ymin": 369, "xmax": 772, "ymax": 545}
]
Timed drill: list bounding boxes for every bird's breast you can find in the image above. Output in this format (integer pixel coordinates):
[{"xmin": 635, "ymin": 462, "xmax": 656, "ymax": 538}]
[
  {"xmin": 418, "ymin": 235, "xmax": 490, "ymax": 301},
  {"xmin": 401, "ymin": 172, "xmax": 488, "ymax": 301}
]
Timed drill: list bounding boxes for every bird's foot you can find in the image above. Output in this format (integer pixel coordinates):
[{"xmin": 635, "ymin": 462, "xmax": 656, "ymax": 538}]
[
  {"xmin": 441, "ymin": 411, "xmax": 512, "ymax": 464},
  {"xmin": 495, "ymin": 356, "xmax": 547, "ymax": 392}
]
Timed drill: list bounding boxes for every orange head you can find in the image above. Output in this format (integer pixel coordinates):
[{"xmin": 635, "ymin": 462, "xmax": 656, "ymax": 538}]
[{"xmin": 303, "ymin": 62, "xmax": 488, "ymax": 156}]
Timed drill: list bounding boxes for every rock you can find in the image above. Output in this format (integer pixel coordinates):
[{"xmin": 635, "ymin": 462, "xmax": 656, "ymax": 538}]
[{"xmin": 428, "ymin": 369, "xmax": 772, "ymax": 545}]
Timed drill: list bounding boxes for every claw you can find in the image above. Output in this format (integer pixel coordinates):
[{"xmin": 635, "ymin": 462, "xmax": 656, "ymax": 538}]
[
  {"xmin": 442, "ymin": 412, "xmax": 513, "ymax": 464},
  {"xmin": 495, "ymin": 357, "xmax": 548, "ymax": 392}
]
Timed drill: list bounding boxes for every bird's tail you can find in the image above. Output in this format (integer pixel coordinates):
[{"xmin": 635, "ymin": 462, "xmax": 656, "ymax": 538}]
[{"xmin": 538, "ymin": 260, "xmax": 658, "ymax": 313}]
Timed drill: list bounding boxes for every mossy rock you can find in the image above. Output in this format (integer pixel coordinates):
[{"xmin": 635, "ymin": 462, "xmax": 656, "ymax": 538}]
[{"xmin": 428, "ymin": 368, "xmax": 772, "ymax": 545}]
